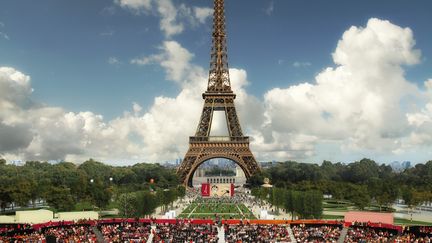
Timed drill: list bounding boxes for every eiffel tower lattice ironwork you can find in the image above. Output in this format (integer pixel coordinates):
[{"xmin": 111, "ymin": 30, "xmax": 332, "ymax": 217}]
[{"xmin": 177, "ymin": 0, "xmax": 260, "ymax": 187}]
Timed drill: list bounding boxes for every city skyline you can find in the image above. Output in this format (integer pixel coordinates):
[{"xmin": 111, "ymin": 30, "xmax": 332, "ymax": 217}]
[{"xmin": 1, "ymin": 0, "xmax": 432, "ymax": 165}]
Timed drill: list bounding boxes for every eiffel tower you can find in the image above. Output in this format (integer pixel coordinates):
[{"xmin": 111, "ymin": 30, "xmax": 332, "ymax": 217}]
[{"xmin": 177, "ymin": 0, "xmax": 260, "ymax": 187}]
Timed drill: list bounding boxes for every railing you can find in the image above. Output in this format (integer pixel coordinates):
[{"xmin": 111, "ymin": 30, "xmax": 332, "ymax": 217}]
[{"xmin": 189, "ymin": 136, "xmax": 249, "ymax": 143}]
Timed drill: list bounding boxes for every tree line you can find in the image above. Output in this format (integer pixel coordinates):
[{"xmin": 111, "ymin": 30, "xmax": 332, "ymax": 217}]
[
  {"xmin": 1, "ymin": 157, "xmax": 431, "ymax": 217},
  {"xmin": 0, "ymin": 158, "xmax": 182, "ymax": 216},
  {"xmin": 252, "ymin": 187, "xmax": 323, "ymax": 219},
  {"xmin": 250, "ymin": 159, "xmax": 432, "ymax": 211}
]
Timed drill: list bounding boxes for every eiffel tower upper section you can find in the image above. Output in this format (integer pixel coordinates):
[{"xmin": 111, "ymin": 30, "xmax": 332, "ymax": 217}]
[
  {"xmin": 192, "ymin": 0, "xmax": 245, "ymax": 139},
  {"xmin": 207, "ymin": 0, "xmax": 232, "ymax": 94}
]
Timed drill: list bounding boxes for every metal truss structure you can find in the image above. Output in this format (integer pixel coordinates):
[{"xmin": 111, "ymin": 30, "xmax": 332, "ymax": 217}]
[{"xmin": 177, "ymin": 0, "xmax": 260, "ymax": 187}]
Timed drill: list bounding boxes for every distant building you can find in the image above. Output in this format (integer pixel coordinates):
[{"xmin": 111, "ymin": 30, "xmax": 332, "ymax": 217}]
[
  {"xmin": 390, "ymin": 161, "xmax": 412, "ymax": 172},
  {"xmin": 401, "ymin": 161, "xmax": 411, "ymax": 170},
  {"xmin": 390, "ymin": 161, "xmax": 402, "ymax": 172}
]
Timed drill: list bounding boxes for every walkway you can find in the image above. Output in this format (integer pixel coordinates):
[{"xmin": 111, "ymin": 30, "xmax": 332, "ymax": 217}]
[
  {"xmin": 146, "ymin": 225, "xmax": 156, "ymax": 243},
  {"xmin": 217, "ymin": 226, "xmax": 225, "ymax": 243},
  {"xmin": 337, "ymin": 227, "xmax": 348, "ymax": 243},
  {"xmin": 287, "ymin": 226, "xmax": 296, "ymax": 242},
  {"xmin": 187, "ymin": 204, "xmax": 199, "ymax": 218},
  {"xmin": 236, "ymin": 205, "xmax": 245, "ymax": 218}
]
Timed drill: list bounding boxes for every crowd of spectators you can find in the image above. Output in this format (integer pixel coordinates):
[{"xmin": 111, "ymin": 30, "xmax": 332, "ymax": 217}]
[
  {"xmin": 0, "ymin": 231, "xmax": 45, "ymax": 242},
  {"xmin": 344, "ymin": 226, "xmax": 395, "ymax": 243},
  {"xmin": 0, "ymin": 224, "xmax": 31, "ymax": 234},
  {"xmin": 291, "ymin": 224, "xmax": 341, "ymax": 242},
  {"xmin": 394, "ymin": 233, "xmax": 430, "ymax": 242},
  {"xmin": 43, "ymin": 225, "xmax": 97, "ymax": 242},
  {"xmin": 100, "ymin": 222, "xmax": 151, "ymax": 242},
  {"xmin": 0, "ymin": 224, "xmax": 96, "ymax": 243},
  {"xmin": 153, "ymin": 221, "xmax": 219, "ymax": 242},
  {"xmin": 420, "ymin": 226, "xmax": 432, "ymax": 235},
  {"xmin": 3, "ymin": 221, "xmax": 432, "ymax": 243},
  {"xmin": 224, "ymin": 223, "xmax": 291, "ymax": 243}
]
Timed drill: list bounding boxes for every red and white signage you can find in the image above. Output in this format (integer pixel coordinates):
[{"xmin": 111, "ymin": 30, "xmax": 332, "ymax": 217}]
[{"xmin": 201, "ymin": 183, "xmax": 210, "ymax": 197}]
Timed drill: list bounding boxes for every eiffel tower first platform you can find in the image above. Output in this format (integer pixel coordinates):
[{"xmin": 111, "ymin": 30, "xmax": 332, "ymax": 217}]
[{"xmin": 177, "ymin": 0, "xmax": 260, "ymax": 187}]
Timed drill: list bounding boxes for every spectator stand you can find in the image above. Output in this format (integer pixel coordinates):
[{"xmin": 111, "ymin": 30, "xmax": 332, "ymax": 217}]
[
  {"xmin": 290, "ymin": 223, "xmax": 342, "ymax": 243},
  {"xmin": 1, "ymin": 218, "xmax": 431, "ymax": 243},
  {"xmin": 344, "ymin": 223, "xmax": 399, "ymax": 243}
]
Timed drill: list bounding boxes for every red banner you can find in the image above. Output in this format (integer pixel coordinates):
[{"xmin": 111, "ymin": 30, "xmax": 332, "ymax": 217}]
[
  {"xmin": 231, "ymin": 183, "xmax": 234, "ymax": 197},
  {"xmin": 201, "ymin": 183, "xmax": 210, "ymax": 197}
]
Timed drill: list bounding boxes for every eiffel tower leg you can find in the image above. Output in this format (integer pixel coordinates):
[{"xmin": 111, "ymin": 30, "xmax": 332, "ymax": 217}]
[
  {"xmin": 225, "ymin": 106, "xmax": 243, "ymax": 137},
  {"xmin": 195, "ymin": 100, "xmax": 214, "ymax": 137},
  {"xmin": 177, "ymin": 153, "xmax": 198, "ymax": 187}
]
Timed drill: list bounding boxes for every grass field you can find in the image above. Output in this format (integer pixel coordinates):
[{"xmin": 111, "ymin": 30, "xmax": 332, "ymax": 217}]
[
  {"xmin": 394, "ymin": 218, "xmax": 432, "ymax": 226},
  {"xmin": 178, "ymin": 200, "xmax": 257, "ymax": 220}
]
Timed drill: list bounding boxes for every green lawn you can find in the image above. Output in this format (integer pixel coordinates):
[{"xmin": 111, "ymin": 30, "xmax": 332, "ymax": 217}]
[
  {"xmin": 181, "ymin": 203, "xmax": 197, "ymax": 214},
  {"xmin": 394, "ymin": 218, "xmax": 432, "ymax": 226},
  {"xmin": 178, "ymin": 199, "xmax": 256, "ymax": 219}
]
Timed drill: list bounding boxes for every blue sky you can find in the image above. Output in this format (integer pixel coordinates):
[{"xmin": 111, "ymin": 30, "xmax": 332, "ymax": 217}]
[{"xmin": 1, "ymin": 0, "xmax": 432, "ymax": 165}]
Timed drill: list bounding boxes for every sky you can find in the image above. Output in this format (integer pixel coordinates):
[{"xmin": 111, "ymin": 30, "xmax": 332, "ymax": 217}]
[{"xmin": 1, "ymin": 0, "xmax": 432, "ymax": 165}]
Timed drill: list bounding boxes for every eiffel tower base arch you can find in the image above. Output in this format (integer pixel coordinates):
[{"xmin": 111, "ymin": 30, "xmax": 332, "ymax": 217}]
[{"xmin": 177, "ymin": 140, "xmax": 260, "ymax": 187}]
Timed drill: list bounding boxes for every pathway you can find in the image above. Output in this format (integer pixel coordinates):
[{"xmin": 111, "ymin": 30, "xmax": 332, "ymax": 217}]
[
  {"xmin": 236, "ymin": 205, "xmax": 245, "ymax": 218},
  {"xmin": 146, "ymin": 225, "xmax": 156, "ymax": 243},
  {"xmin": 217, "ymin": 226, "xmax": 225, "ymax": 243},
  {"xmin": 91, "ymin": 226, "xmax": 104, "ymax": 243},
  {"xmin": 337, "ymin": 227, "xmax": 348, "ymax": 243},
  {"xmin": 287, "ymin": 226, "xmax": 296, "ymax": 242},
  {"xmin": 187, "ymin": 203, "xmax": 199, "ymax": 218}
]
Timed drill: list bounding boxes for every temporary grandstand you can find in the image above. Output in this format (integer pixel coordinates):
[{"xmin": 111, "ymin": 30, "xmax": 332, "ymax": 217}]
[{"xmin": 1, "ymin": 217, "xmax": 431, "ymax": 242}]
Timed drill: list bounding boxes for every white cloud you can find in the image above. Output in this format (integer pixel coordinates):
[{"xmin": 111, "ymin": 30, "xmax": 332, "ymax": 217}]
[
  {"xmin": 100, "ymin": 6, "xmax": 117, "ymax": 16},
  {"xmin": 260, "ymin": 18, "xmax": 425, "ymax": 161},
  {"xmin": 265, "ymin": 1, "xmax": 274, "ymax": 16},
  {"xmin": 108, "ymin": 57, "xmax": 120, "ymax": 65},
  {"xmin": 0, "ymin": 32, "xmax": 9, "ymax": 40},
  {"xmin": 131, "ymin": 41, "xmax": 197, "ymax": 85},
  {"xmin": 114, "ymin": 0, "xmax": 212, "ymax": 37},
  {"xmin": 292, "ymin": 61, "xmax": 311, "ymax": 68},
  {"xmin": 0, "ymin": 40, "xmax": 257, "ymax": 163},
  {"xmin": 0, "ymin": 22, "xmax": 8, "ymax": 40},
  {"xmin": 425, "ymin": 79, "xmax": 432, "ymax": 90},
  {"xmin": 157, "ymin": 0, "xmax": 183, "ymax": 37},
  {"xmin": 100, "ymin": 30, "xmax": 115, "ymax": 36},
  {"xmin": 193, "ymin": 7, "xmax": 213, "ymax": 24},
  {"xmin": 114, "ymin": 0, "xmax": 152, "ymax": 12}
]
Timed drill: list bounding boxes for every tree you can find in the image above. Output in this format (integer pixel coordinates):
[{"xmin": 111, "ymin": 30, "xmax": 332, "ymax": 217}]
[
  {"xmin": 88, "ymin": 180, "xmax": 112, "ymax": 209},
  {"xmin": 46, "ymin": 186, "xmax": 75, "ymax": 211},
  {"xmin": 10, "ymin": 176, "xmax": 32, "ymax": 207},
  {"xmin": 292, "ymin": 191, "xmax": 304, "ymax": 219},
  {"xmin": 176, "ymin": 186, "xmax": 186, "ymax": 199},
  {"xmin": 376, "ymin": 181, "xmax": 398, "ymax": 211},
  {"xmin": 271, "ymin": 188, "xmax": 285, "ymax": 214},
  {"xmin": 248, "ymin": 172, "xmax": 265, "ymax": 187},
  {"xmin": 351, "ymin": 185, "xmax": 370, "ymax": 210},
  {"xmin": 117, "ymin": 192, "xmax": 138, "ymax": 218},
  {"xmin": 136, "ymin": 191, "xmax": 158, "ymax": 217},
  {"xmin": 284, "ymin": 190, "xmax": 295, "ymax": 220}
]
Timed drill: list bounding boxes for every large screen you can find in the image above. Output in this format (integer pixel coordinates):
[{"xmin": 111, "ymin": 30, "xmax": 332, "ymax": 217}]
[{"xmin": 201, "ymin": 183, "xmax": 234, "ymax": 197}]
